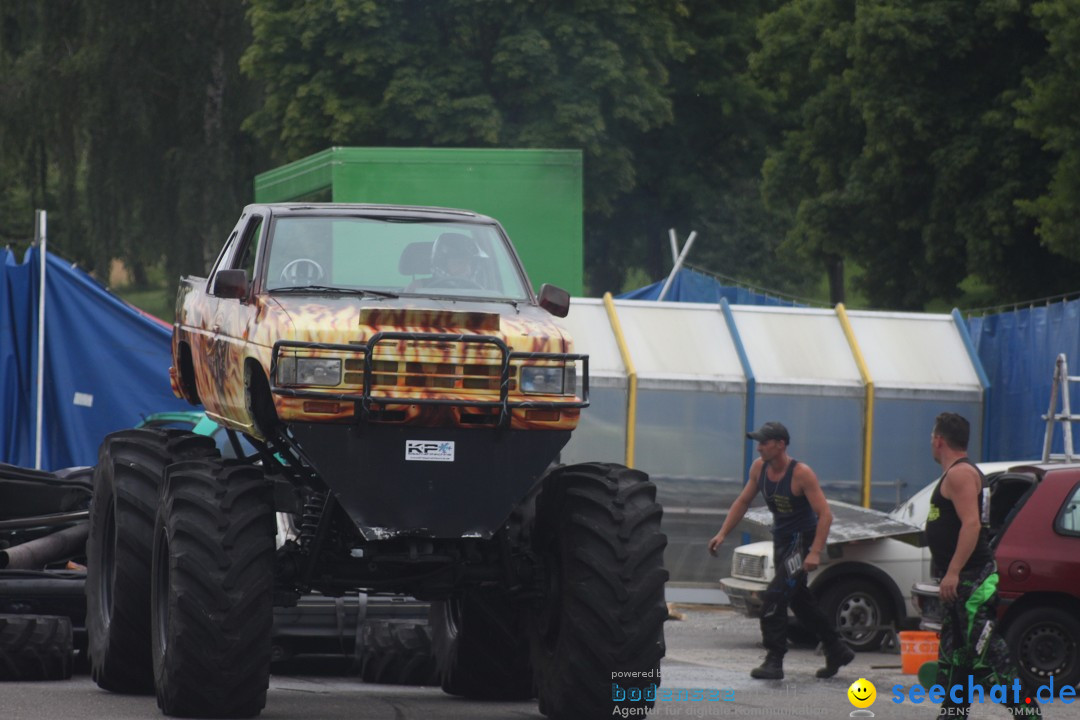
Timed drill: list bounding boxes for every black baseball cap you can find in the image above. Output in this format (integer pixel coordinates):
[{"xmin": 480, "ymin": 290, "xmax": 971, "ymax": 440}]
[{"xmin": 746, "ymin": 421, "xmax": 790, "ymax": 444}]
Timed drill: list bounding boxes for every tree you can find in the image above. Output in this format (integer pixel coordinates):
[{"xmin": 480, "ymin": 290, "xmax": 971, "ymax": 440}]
[
  {"xmin": 1, "ymin": 1, "xmax": 259, "ymax": 286},
  {"xmin": 79, "ymin": 0, "xmax": 259, "ymax": 282},
  {"xmin": 241, "ymin": 0, "xmax": 688, "ymax": 293},
  {"xmin": 593, "ymin": 0, "xmax": 804, "ymax": 296},
  {"xmin": 753, "ymin": 0, "xmax": 862, "ymax": 304},
  {"xmin": 0, "ymin": 1, "xmax": 86, "ymax": 257},
  {"xmin": 846, "ymin": 0, "xmax": 1073, "ymax": 307},
  {"xmin": 1015, "ymin": 0, "xmax": 1080, "ymax": 266},
  {"xmin": 753, "ymin": 0, "xmax": 1080, "ymax": 309}
]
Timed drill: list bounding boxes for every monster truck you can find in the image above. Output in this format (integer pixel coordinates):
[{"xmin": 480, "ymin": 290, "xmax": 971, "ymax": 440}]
[{"xmin": 86, "ymin": 204, "xmax": 668, "ymax": 718}]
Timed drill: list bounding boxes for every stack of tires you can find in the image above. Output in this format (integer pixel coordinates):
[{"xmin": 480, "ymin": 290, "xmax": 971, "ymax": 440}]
[{"xmin": 0, "ymin": 615, "xmax": 74, "ymax": 681}]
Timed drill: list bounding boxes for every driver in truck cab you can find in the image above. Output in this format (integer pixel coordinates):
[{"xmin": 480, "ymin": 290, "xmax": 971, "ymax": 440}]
[{"xmin": 430, "ymin": 232, "xmax": 486, "ymax": 286}]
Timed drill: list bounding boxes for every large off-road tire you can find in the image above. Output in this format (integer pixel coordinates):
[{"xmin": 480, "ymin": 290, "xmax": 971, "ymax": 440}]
[
  {"xmin": 430, "ymin": 592, "xmax": 534, "ymax": 699},
  {"xmin": 86, "ymin": 429, "xmax": 218, "ymax": 693},
  {"xmin": 151, "ymin": 459, "xmax": 275, "ymax": 718},
  {"xmin": 528, "ymin": 462, "xmax": 668, "ymax": 720},
  {"xmin": 358, "ymin": 620, "xmax": 439, "ymax": 686},
  {"xmin": 0, "ymin": 615, "xmax": 74, "ymax": 681},
  {"xmin": 818, "ymin": 578, "xmax": 893, "ymax": 652}
]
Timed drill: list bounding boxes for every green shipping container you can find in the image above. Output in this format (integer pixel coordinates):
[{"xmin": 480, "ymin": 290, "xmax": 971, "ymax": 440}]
[{"xmin": 253, "ymin": 147, "xmax": 583, "ymax": 295}]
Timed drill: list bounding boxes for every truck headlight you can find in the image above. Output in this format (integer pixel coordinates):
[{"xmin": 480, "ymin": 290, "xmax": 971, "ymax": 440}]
[
  {"xmin": 521, "ymin": 365, "xmax": 575, "ymax": 395},
  {"xmin": 564, "ymin": 364, "xmax": 577, "ymax": 397},
  {"xmin": 277, "ymin": 357, "xmax": 342, "ymax": 387}
]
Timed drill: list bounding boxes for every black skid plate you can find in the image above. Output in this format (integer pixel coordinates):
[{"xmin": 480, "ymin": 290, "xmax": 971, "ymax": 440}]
[{"xmin": 288, "ymin": 423, "xmax": 569, "ymax": 540}]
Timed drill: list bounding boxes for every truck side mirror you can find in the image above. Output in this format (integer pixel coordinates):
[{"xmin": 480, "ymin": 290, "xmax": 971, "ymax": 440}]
[
  {"xmin": 213, "ymin": 269, "xmax": 249, "ymax": 299},
  {"xmin": 538, "ymin": 283, "xmax": 570, "ymax": 318}
]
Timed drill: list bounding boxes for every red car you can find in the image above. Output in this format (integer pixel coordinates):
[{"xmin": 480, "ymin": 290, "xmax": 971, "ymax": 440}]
[{"xmin": 913, "ymin": 462, "xmax": 1080, "ymax": 690}]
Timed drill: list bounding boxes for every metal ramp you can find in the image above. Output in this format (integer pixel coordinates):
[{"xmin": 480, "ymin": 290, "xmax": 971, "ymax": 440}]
[{"xmin": 1041, "ymin": 353, "xmax": 1080, "ymax": 462}]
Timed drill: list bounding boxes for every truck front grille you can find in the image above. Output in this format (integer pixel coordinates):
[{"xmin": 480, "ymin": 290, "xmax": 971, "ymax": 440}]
[
  {"xmin": 344, "ymin": 359, "xmax": 517, "ymax": 392},
  {"xmin": 733, "ymin": 552, "xmax": 766, "ymax": 579}
]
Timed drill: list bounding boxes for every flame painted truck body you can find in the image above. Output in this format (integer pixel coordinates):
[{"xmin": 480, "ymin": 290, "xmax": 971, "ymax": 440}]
[{"xmin": 86, "ymin": 204, "xmax": 668, "ymax": 719}]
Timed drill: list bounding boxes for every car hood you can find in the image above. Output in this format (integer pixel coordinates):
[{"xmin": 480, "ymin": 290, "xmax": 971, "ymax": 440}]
[
  {"xmin": 257, "ymin": 295, "xmax": 571, "ymax": 355},
  {"xmin": 744, "ymin": 501, "xmax": 924, "ymax": 546},
  {"xmin": 740, "ymin": 460, "xmax": 1040, "ymax": 547}
]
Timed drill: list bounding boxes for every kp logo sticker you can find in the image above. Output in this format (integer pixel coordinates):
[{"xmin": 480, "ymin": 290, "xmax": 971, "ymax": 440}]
[{"xmin": 405, "ymin": 440, "xmax": 455, "ymax": 462}]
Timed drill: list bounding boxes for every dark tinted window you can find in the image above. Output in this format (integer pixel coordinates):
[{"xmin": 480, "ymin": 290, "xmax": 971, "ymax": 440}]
[
  {"xmin": 235, "ymin": 216, "xmax": 265, "ymax": 278},
  {"xmin": 1055, "ymin": 482, "xmax": 1080, "ymax": 536}
]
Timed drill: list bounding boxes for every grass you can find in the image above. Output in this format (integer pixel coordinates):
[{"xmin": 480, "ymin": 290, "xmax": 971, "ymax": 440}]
[
  {"xmin": 115, "ymin": 285, "xmax": 173, "ymax": 323},
  {"xmin": 108, "ymin": 260, "xmax": 174, "ymax": 322}
]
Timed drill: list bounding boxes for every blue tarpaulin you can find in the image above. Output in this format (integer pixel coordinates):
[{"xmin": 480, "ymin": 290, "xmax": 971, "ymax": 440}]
[
  {"xmin": 1, "ymin": 246, "xmax": 189, "ymax": 469},
  {"xmin": 617, "ymin": 267, "xmax": 803, "ymax": 306},
  {"xmin": 968, "ymin": 300, "xmax": 1080, "ymax": 462}
]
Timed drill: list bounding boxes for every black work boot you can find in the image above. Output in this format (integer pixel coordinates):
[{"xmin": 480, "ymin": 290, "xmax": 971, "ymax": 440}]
[
  {"xmin": 815, "ymin": 641, "xmax": 855, "ymax": 678},
  {"xmin": 750, "ymin": 654, "xmax": 784, "ymax": 680}
]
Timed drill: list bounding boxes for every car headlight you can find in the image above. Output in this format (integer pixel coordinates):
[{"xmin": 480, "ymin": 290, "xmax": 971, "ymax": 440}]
[
  {"xmin": 277, "ymin": 357, "xmax": 342, "ymax": 387},
  {"xmin": 520, "ymin": 365, "xmax": 576, "ymax": 396}
]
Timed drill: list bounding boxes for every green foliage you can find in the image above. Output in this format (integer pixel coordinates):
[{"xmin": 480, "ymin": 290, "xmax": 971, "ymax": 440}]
[
  {"xmin": 1015, "ymin": 0, "xmax": 1080, "ymax": 262},
  {"xmin": 587, "ymin": 0, "xmax": 805, "ymax": 296},
  {"xmin": 0, "ymin": 2, "xmax": 86, "ymax": 256},
  {"xmin": 78, "ymin": 0, "xmax": 261, "ymax": 282},
  {"xmin": 116, "ymin": 286, "xmax": 173, "ymax": 324},
  {"xmin": 754, "ymin": 0, "xmax": 861, "ymax": 303},
  {"xmin": 753, "ymin": 0, "xmax": 1080, "ymax": 309},
  {"xmin": 0, "ymin": 0, "xmax": 261, "ymax": 284},
  {"xmin": 5, "ymin": 1, "xmax": 1080, "ymax": 309},
  {"xmin": 242, "ymin": 0, "xmax": 688, "ymax": 219}
]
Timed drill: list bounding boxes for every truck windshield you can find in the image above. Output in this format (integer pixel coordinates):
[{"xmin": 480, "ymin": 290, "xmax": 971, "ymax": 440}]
[{"xmin": 264, "ymin": 216, "xmax": 530, "ymax": 301}]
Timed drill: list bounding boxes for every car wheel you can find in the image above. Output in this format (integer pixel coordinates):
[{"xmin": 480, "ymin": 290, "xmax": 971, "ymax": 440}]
[
  {"xmin": 1004, "ymin": 607, "xmax": 1080, "ymax": 690},
  {"xmin": 818, "ymin": 579, "xmax": 893, "ymax": 652}
]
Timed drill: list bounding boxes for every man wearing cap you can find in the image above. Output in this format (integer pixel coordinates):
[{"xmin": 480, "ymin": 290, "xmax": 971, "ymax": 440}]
[{"xmin": 708, "ymin": 421, "xmax": 854, "ymax": 680}]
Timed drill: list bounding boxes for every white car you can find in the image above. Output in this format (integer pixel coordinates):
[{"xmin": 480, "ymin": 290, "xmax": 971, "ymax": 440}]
[{"xmin": 719, "ymin": 462, "xmax": 1022, "ymax": 651}]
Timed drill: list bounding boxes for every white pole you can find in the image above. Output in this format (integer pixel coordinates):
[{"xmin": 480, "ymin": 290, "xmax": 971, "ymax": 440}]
[
  {"xmin": 668, "ymin": 228, "xmax": 680, "ymax": 264},
  {"xmin": 34, "ymin": 210, "xmax": 46, "ymax": 470},
  {"xmin": 657, "ymin": 230, "xmax": 697, "ymax": 301}
]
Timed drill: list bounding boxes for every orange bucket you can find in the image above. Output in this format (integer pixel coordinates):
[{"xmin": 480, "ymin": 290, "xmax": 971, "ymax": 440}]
[{"xmin": 899, "ymin": 631, "xmax": 939, "ymax": 674}]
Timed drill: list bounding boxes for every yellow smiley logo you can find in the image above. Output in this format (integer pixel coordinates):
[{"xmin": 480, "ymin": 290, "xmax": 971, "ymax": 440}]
[{"xmin": 847, "ymin": 678, "xmax": 876, "ymax": 708}]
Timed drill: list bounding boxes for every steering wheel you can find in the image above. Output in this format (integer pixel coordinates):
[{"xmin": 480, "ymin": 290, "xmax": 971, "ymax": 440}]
[
  {"xmin": 428, "ymin": 275, "xmax": 483, "ymax": 290},
  {"xmin": 280, "ymin": 258, "xmax": 325, "ymax": 285}
]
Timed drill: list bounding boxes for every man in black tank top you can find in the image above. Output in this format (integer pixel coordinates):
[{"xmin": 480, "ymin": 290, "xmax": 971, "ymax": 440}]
[
  {"xmin": 708, "ymin": 421, "xmax": 854, "ymax": 680},
  {"xmin": 927, "ymin": 413, "xmax": 1039, "ymax": 718}
]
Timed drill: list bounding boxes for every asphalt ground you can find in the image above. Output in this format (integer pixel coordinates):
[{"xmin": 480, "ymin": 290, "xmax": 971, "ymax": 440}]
[{"xmin": 0, "ymin": 605, "xmax": 1046, "ymax": 720}]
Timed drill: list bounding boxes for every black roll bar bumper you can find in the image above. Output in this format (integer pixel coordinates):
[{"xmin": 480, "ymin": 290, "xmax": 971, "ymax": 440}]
[{"xmin": 269, "ymin": 332, "xmax": 589, "ymax": 427}]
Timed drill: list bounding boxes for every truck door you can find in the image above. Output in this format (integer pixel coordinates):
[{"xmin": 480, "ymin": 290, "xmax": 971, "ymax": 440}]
[{"xmin": 203, "ymin": 213, "xmax": 265, "ymax": 425}]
